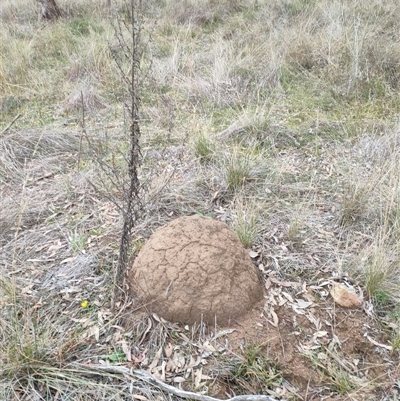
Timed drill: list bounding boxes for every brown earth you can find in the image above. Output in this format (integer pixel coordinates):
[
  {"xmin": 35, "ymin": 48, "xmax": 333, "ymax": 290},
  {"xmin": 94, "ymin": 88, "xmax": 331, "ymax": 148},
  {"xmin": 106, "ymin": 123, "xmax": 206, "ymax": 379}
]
[
  {"xmin": 128, "ymin": 215, "xmax": 264, "ymax": 325},
  {"xmin": 206, "ymin": 281, "xmax": 400, "ymax": 401}
]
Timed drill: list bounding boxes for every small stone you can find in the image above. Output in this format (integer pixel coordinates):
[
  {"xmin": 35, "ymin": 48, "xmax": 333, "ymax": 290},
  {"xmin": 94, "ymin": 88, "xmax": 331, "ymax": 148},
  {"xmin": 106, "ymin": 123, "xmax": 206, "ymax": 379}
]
[{"xmin": 330, "ymin": 282, "xmax": 362, "ymax": 309}]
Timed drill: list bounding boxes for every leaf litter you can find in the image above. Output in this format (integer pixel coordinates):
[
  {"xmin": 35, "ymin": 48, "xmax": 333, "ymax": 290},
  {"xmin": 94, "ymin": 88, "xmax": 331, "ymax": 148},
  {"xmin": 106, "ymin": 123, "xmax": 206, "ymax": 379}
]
[{"xmin": 1, "ymin": 126, "xmax": 400, "ymax": 401}]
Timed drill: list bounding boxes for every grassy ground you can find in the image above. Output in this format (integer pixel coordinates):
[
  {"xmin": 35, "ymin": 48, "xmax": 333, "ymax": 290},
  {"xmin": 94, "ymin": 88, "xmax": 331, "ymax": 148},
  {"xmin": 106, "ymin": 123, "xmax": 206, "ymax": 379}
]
[{"xmin": 1, "ymin": 0, "xmax": 400, "ymax": 399}]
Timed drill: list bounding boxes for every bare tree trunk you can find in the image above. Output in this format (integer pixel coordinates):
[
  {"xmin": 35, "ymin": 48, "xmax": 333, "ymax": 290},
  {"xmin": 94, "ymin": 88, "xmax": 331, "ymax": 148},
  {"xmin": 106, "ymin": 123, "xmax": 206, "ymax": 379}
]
[{"xmin": 37, "ymin": 0, "xmax": 63, "ymax": 21}]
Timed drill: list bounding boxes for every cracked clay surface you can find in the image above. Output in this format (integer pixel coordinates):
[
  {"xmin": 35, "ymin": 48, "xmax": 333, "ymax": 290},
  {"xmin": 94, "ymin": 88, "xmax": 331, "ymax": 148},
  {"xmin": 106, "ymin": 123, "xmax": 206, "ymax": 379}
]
[{"xmin": 128, "ymin": 215, "xmax": 264, "ymax": 325}]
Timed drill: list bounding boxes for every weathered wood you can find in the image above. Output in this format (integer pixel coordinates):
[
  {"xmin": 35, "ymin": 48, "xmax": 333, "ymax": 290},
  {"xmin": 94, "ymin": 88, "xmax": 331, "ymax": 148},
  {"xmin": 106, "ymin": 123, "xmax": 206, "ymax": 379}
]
[{"xmin": 72, "ymin": 364, "xmax": 286, "ymax": 401}]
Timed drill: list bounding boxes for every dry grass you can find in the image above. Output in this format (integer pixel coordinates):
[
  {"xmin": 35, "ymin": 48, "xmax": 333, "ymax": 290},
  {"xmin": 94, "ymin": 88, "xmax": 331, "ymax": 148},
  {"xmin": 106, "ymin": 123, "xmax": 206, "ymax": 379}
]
[
  {"xmin": 231, "ymin": 196, "xmax": 261, "ymax": 248},
  {"xmin": 1, "ymin": 0, "xmax": 400, "ymax": 399}
]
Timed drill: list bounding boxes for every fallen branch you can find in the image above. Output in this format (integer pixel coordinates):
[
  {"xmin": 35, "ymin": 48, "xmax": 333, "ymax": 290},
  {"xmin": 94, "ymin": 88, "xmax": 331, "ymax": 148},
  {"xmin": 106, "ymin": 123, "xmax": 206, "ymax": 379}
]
[{"xmin": 72, "ymin": 364, "xmax": 286, "ymax": 401}]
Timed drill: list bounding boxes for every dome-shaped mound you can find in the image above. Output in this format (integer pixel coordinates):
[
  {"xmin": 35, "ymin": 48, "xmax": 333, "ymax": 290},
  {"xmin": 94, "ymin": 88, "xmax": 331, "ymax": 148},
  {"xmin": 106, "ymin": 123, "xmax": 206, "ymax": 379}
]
[{"xmin": 128, "ymin": 215, "xmax": 264, "ymax": 325}]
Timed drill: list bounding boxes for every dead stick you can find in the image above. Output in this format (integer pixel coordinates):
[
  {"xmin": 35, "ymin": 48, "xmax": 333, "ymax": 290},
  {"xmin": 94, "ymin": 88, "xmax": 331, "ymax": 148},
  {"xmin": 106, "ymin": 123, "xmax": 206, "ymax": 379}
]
[{"xmin": 72, "ymin": 364, "xmax": 285, "ymax": 401}]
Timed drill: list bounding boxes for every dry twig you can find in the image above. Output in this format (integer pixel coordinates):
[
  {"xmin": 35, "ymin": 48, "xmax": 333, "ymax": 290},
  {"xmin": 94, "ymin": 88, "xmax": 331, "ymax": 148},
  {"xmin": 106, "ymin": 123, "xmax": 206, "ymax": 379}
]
[
  {"xmin": 0, "ymin": 114, "xmax": 21, "ymax": 136},
  {"xmin": 72, "ymin": 364, "xmax": 285, "ymax": 401}
]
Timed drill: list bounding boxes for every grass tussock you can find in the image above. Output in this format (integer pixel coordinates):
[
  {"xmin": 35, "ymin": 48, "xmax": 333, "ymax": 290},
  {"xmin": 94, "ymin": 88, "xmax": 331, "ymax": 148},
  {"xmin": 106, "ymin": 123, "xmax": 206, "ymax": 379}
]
[
  {"xmin": 193, "ymin": 132, "xmax": 216, "ymax": 162},
  {"xmin": 231, "ymin": 197, "xmax": 260, "ymax": 248},
  {"xmin": 339, "ymin": 182, "xmax": 371, "ymax": 226},
  {"xmin": 215, "ymin": 344, "xmax": 283, "ymax": 395},
  {"xmin": 0, "ymin": 278, "xmax": 83, "ymax": 395},
  {"xmin": 222, "ymin": 145, "xmax": 268, "ymax": 191}
]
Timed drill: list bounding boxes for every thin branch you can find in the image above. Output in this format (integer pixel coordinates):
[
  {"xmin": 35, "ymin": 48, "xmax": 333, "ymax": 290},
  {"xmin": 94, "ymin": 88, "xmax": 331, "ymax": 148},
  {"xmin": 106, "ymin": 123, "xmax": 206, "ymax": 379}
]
[
  {"xmin": 1, "ymin": 114, "xmax": 21, "ymax": 136},
  {"xmin": 111, "ymin": 0, "xmax": 144, "ymax": 308},
  {"xmin": 71, "ymin": 364, "xmax": 286, "ymax": 401}
]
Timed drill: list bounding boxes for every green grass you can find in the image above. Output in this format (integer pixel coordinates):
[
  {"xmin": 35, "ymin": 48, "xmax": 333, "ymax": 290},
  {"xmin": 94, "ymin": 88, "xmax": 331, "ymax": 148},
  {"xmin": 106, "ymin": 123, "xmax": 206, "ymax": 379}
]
[
  {"xmin": 363, "ymin": 247, "xmax": 399, "ymax": 299},
  {"xmin": 287, "ymin": 210, "xmax": 308, "ymax": 246},
  {"xmin": 329, "ymin": 368, "xmax": 357, "ymax": 395},
  {"xmin": 217, "ymin": 344, "xmax": 283, "ymax": 395},
  {"xmin": 232, "ymin": 197, "xmax": 260, "ymax": 248},
  {"xmin": 193, "ymin": 133, "xmax": 216, "ymax": 161},
  {"xmin": 305, "ymin": 349, "xmax": 357, "ymax": 396},
  {"xmin": 69, "ymin": 230, "xmax": 88, "ymax": 253},
  {"xmin": 0, "ymin": 279, "xmax": 62, "ymax": 384},
  {"xmin": 222, "ymin": 146, "xmax": 267, "ymax": 191}
]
